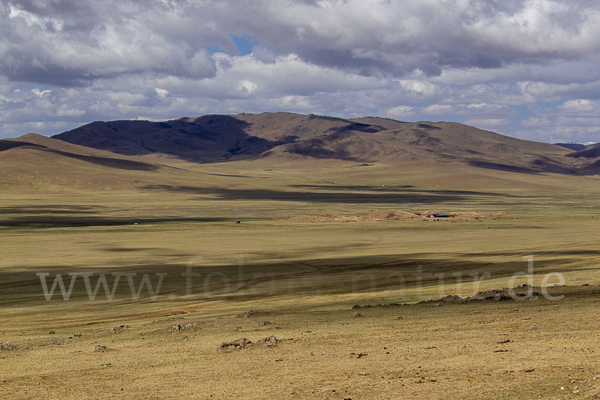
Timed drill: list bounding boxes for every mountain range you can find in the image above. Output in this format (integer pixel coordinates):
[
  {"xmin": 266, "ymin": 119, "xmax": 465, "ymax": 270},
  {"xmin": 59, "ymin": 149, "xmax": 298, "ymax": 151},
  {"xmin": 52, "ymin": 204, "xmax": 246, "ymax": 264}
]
[{"xmin": 1, "ymin": 113, "xmax": 599, "ymax": 182}]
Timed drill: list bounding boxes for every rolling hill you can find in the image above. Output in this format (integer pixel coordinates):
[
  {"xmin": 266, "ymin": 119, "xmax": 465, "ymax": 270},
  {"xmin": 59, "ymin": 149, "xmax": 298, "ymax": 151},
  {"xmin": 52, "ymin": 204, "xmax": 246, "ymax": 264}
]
[
  {"xmin": 49, "ymin": 112, "xmax": 598, "ymax": 174},
  {"xmin": 2, "ymin": 112, "xmax": 598, "ymax": 195}
]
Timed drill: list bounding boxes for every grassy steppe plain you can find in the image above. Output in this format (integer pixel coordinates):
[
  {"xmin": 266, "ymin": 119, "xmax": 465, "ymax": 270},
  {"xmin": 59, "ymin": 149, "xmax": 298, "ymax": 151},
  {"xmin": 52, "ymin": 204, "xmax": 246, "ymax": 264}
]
[{"xmin": 1, "ymin": 156, "xmax": 600, "ymax": 399}]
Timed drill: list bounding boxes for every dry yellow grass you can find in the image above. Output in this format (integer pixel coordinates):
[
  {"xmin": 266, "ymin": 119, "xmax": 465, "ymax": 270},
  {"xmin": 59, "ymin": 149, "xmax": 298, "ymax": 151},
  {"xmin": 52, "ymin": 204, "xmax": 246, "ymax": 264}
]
[{"xmin": 1, "ymin": 143, "xmax": 600, "ymax": 399}]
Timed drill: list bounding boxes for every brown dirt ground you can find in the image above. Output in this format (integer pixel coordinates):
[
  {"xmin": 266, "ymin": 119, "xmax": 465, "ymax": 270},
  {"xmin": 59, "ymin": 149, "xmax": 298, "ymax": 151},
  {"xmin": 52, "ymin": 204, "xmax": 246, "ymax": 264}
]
[{"xmin": 277, "ymin": 210, "xmax": 510, "ymax": 222}]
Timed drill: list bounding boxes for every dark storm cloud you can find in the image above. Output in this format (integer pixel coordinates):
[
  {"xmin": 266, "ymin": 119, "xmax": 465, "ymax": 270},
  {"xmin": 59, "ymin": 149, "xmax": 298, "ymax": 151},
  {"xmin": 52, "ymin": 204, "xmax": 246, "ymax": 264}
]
[
  {"xmin": 1, "ymin": 0, "xmax": 599, "ymax": 143},
  {"xmin": 3, "ymin": 0, "xmax": 599, "ymax": 85}
]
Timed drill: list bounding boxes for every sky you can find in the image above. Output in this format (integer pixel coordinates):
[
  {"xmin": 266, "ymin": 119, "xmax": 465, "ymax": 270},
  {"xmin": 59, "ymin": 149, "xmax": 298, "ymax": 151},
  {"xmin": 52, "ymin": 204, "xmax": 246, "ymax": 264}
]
[{"xmin": 1, "ymin": 0, "xmax": 599, "ymax": 143}]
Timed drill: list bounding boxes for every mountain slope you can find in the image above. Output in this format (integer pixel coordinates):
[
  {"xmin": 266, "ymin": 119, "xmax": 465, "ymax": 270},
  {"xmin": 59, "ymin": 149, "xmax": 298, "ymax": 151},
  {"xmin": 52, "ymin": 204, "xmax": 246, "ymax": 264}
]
[
  {"xmin": 49, "ymin": 112, "xmax": 596, "ymax": 174},
  {"xmin": 52, "ymin": 116, "xmax": 294, "ymax": 162},
  {"xmin": 0, "ymin": 133, "xmax": 165, "ymax": 192}
]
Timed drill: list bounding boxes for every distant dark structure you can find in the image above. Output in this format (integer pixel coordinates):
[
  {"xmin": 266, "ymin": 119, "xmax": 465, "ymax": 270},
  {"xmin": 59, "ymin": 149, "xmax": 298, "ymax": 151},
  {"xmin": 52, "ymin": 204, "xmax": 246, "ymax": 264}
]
[{"xmin": 428, "ymin": 213, "xmax": 455, "ymax": 218}]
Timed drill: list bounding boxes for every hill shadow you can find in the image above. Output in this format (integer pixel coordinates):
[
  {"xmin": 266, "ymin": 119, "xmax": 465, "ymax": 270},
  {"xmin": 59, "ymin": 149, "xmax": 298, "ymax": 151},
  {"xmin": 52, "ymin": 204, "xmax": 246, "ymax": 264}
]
[
  {"xmin": 142, "ymin": 184, "xmax": 520, "ymax": 205},
  {"xmin": 0, "ymin": 140, "xmax": 46, "ymax": 152},
  {"xmin": 46, "ymin": 148, "xmax": 159, "ymax": 171},
  {"xmin": 290, "ymin": 185, "xmax": 520, "ymax": 198},
  {"xmin": 469, "ymin": 157, "xmax": 592, "ymax": 175},
  {"xmin": 0, "ymin": 139, "xmax": 158, "ymax": 171},
  {"xmin": 4, "ymin": 251, "xmax": 590, "ymax": 303},
  {"xmin": 468, "ymin": 160, "xmax": 541, "ymax": 175},
  {"xmin": 53, "ymin": 115, "xmax": 298, "ymax": 163},
  {"xmin": 0, "ymin": 215, "xmax": 238, "ymax": 228},
  {"xmin": 0, "ymin": 205, "xmax": 103, "ymax": 215}
]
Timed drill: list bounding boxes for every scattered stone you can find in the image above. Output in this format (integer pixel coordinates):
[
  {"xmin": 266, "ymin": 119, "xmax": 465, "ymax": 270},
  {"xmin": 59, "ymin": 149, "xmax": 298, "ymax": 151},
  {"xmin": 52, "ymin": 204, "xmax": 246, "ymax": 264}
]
[
  {"xmin": 0, "ymin": 343, "xmax": 15, "ymax": 351},
  {"xmin": 441, "ymin": 295, "xmax": 464, "ymax": 302},
  {"xmin": 257, "ymin": 336, "xmax": 281, "ymax": 347},
  {"xmin": 110, "ymin": 325, "xmax": 129, "ymax": 333},
  {"xmin": 582, "ymin": 283, "xmax": 590, "ymax": 286},
  {"xmin": 395, "ymin": 316, "xmax": 406, "ymax": 320},
  {"xmin": 353, "ymin": 312, "xmax": 362, "ymax": 317},
  {"xmin": 172, "ymin": 325, "xmax": 181, "ymax": 332},
  {"xmin": 73, "ymin": 333, "xmax": 82, "ymax": 338},
  {"xmin": 433, "ymin": 303, "xmax": 440, "ymax": 307},
  {"xmin": 49, "ymin": 330, "xmax": 56, "ymax": 335},
  {"xmin": 183, "ymin": 323, "xmax": 196, "ymax": 330},
  {"xmin": 95, "ymin": 345, "xmax": 108, "ymax": 352},
  {"xmin": 352, "ymin": 305, "xmax": 361, "ymax": 310},
  {"xmin": 259, "ymin": 320, "xmax": 272, "ymax": 326},
  {"xmin": 497, "ymin": 339, "xmax": 511, "ymax": 344},
  {"xmin": 219, "ymin": 338, "xmax": 252, "ymax": 353},
  {"xmin": 494, "ymin": 293, "xmax": 510, "ymax": 301},
  {"xmin": 236, "ymin": 310, "xmax": 259, "ymax": 318},
  {"xmin": 524, "ymin": 369, "xmax": 535, "ymax": 373}
]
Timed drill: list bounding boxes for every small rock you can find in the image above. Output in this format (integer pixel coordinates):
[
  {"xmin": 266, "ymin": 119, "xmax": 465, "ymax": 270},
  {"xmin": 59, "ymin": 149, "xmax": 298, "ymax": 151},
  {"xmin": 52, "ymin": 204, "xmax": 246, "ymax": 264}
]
[
  {"xmin": 219, "ymin": 338, "xmax": 252, "ymax": 352},
  {"xmin": 236, "ymin": 310, "xmax": 258, "ymax": 318},
  {"xmin": 258, "ymin": 336, "xmax": 281, "ymax": 347},
  {"xmin": 110, "ymin": 324, "xmax": 129, "ymax": 333},
  {"xmin": 351, "ymin": 305, "xmax": 361, "ymax": 310},
  {"xmin": 73, "ymin": 333, "xmax": 82, "ymax": 338},
  {"xmin": 95, "ymin": 345, "xmax": 108, "ymax": 352},
  {"xmin": 259, "ymin": 320, "xmax": 272, "ymax": 326},
  {"xmin": 183, "ymin": 323, "xmax": 196, "ymax": 330},
  {"xmin": 0, "ymin": 342, "xmax": 15, "ymax": 351},
  {"xmin": 49, "ymin": 330, "xmax": 56, "ymax": 335},
  {"xmin": 353, "ymin": 312, "xmax": 362, "ymax": 317},
  {"xmin": 172, "ymin": 325, "xmax": 181, "ymax": 332}
]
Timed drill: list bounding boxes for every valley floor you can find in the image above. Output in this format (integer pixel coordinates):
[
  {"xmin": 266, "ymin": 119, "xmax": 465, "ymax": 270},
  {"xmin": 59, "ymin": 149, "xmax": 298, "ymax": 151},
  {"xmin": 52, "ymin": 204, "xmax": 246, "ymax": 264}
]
[{"xmin": 1, "ymin": 158, "xmax": 600, "ymax": 399}]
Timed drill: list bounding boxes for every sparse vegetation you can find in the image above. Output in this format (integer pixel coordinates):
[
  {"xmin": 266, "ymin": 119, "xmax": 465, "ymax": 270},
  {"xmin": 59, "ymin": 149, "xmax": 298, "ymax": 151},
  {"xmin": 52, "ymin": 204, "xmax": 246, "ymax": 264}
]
[
  {"xmin": 1, "ymin": 113, "xmax": 600, "ymax": 398},
  {"xmin": 362, "ymin": 115, "xmax": 407, "ymax": 123},
  {"xmin": 308, "ymin": 113, "xmax": 354, "ymax": 123}
]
